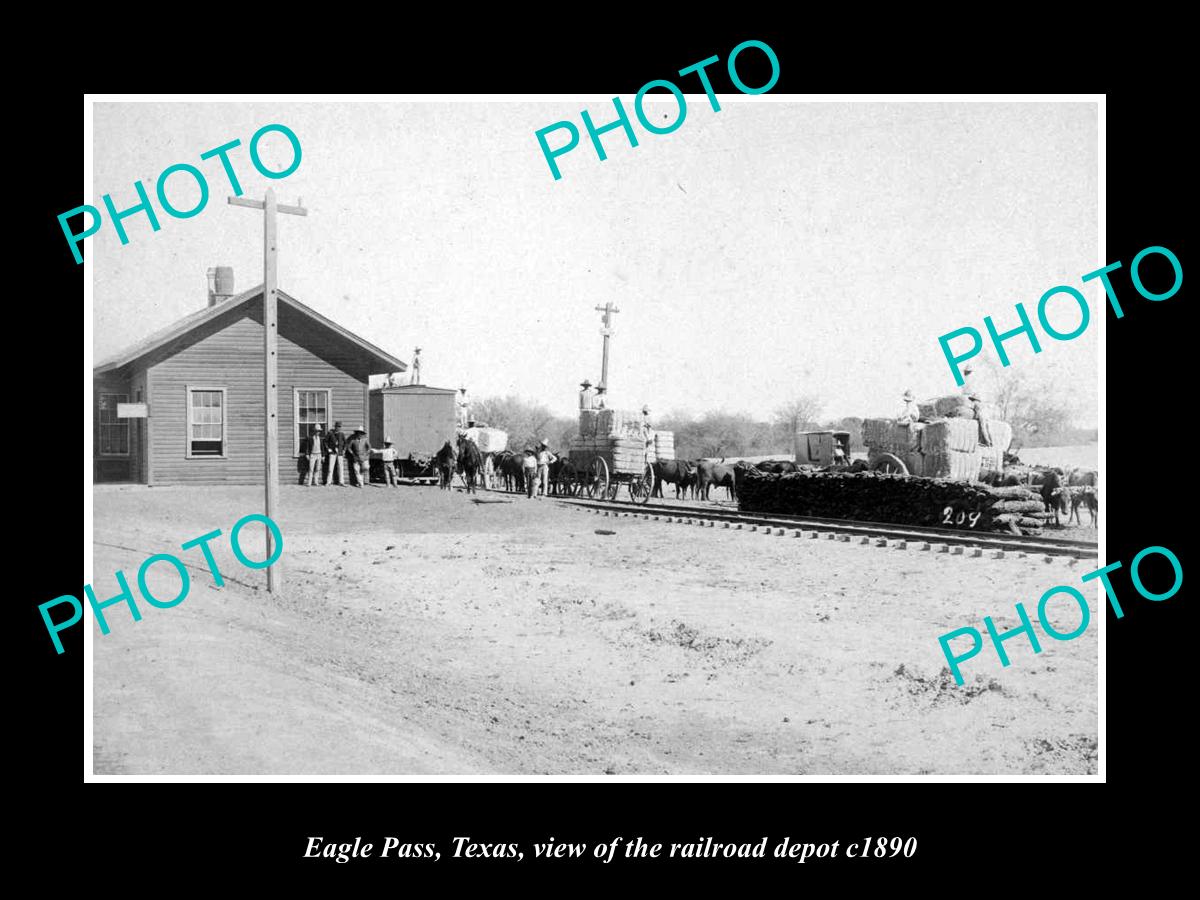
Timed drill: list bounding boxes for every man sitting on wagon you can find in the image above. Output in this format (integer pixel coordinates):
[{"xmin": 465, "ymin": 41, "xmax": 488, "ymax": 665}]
[{"xmin": 896, "ymin": 389, "xmax": 923, "ymax": 425}]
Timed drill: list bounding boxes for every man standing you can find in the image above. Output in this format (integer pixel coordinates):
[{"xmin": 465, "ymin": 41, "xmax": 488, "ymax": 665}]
[
  {"xmin": 579, "ymin": 379, "xmax": 596, "ymax": 410},
  {"xmin": 457, "ymin": 388, "xmax": 470, "ymax": 429},
  {"xmin": 324, "ymin": 421, "xmax": 346, "ymax": 486},
  {"xmin": 971, "ymin": 394, "xmax": 995, "ymax": 447},
  {"xmin": 522, "ymin": 447, "xmax": 538, "ymax": 499},
  {"xmin": 348, "ymin": 427, "xmax": 372, "ymax": 487},
  {"xmin": 303, "ymin": 424, "xmax": 324, "ymax": 486},
  {"xmin": 536, "ymin": 440, "xmax": 555, "ymax": 497},
  {"xmin": 380, "ymin": 436, "xmax": 399, "ymax": 486},
  {"xmin": 594, "ymin": 385, "xmax": 607, "ymax": 410}
]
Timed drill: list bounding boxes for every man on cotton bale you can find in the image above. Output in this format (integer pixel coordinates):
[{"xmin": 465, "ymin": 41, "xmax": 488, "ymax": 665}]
[
  {"xmin": 594, "ymin": 385, "xmax": 607, "ymax": 409},
  {"xmin": 897, "ymin": 389, "xmax": 922, "ymax": 425},
  {"xmin": 579, "ymin": 379, "xmax": 596, "ymax": 410},
  {"xmin": 970, "ymin": 394, "xmax": 996, "ymax": 447}
]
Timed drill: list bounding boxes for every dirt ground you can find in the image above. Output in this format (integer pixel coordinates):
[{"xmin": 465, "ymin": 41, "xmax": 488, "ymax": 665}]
[{"xmin": 92, "ymin": 483, "xmax": 1099, "ymax": 776}]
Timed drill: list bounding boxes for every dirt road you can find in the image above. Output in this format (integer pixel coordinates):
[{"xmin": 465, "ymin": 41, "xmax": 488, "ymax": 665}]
[{"xmin": 92, "ymin": 484, "xmax": 1098, "ymax": 775}]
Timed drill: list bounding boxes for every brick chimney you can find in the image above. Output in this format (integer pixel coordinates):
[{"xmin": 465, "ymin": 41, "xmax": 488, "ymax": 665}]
[{"xmin": 206, "ymin": 266, "xmax": 235, "ymax": 307}]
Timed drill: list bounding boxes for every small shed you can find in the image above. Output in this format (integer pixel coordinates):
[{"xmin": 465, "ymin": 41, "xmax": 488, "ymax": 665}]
[{"xmin": 369, "ymin": 384, "xmax": 458, "ymax": 458}]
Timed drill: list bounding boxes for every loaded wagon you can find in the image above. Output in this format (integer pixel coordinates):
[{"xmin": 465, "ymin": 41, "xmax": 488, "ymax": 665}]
[
  {"xmin": 368, "ymin": 384, "xmax": 458, "ymax": 482},
  {"xmin": 565, "ymin": 407, "xmax": 669, "ymax": 502},
  {"xmin": 861, "ymin": 394, "xmax": 1013, "ymax": 482}
]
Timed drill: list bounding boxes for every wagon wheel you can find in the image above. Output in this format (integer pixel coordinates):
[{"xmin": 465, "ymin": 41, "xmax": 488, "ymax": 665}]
[
  {"xmin": 871, "ymin": 452, "xmax": 909, "ymax": 476},
  {"xmin": 629, "ymin": 463, "xmax": 654, "ymax": 504},
  {"xmin": 586, "ymin": 457, "xmax": 610, "ymax": 500}
]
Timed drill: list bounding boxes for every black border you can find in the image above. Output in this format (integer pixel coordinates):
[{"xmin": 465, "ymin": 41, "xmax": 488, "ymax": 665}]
[{"xmin": 22, "ymin": 27, "xmax": 1188, "ymax": 885}]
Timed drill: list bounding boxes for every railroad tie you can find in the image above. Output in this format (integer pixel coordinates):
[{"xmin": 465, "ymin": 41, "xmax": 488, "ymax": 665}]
[
  {"xmin": 934, "ymin": 544, "xmax": 949, "ymax": 553},
  {"xmin": 950, "ymin": 546, "xmax": 965, "ymax": 556},
  {"xmin": 875, "ymin": 538, "xmax": 889, "ymax": 547},
  {"xmin": 858, "ymin": 536, "xmax": 872, "ymax": 545},
  {"xmin": 968, "ymin": 547, "xmax": 983, "ymax": 558},
  {"xmin": 991, "ymin": 550, "xmax": 1005, "ymax": 559},
  {"xmin": 917, "ymin": 542, "xmax": 932, "ymax": 551},
  {"xmin": 892, "ymin": 540, "xmax": 907, "ymax": 550},
  {"xmin": 837, "ymin": 534, "xmax": 851, "ymax": 543}
]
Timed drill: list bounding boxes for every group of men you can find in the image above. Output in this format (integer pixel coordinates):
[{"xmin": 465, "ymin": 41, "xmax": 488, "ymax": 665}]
[
  {"xmin": 578, "ymin": 379, "xmax": 608, "ymax": 410},
  {"xmin": 299, "ymin": 422, "xmax": 395, "ymax": 487},
  {"xmin": 520, "ymin": 440, "xmax": 556, "ymax": 499}
]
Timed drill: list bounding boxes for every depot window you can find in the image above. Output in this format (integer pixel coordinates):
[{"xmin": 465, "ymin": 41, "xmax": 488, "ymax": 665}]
[{"xmin": 186, "ymin": 386, "xmax": 226, "ymax": 458}]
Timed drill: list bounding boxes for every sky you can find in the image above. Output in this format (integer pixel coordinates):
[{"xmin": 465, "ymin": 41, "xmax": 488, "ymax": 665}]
[{"xmin": 91, "ymin": 100, "xmax": 1098, "ymax": 426}]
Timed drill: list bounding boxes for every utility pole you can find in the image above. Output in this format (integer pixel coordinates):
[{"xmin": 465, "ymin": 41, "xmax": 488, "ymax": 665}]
[
  {"xmin": 228, "ymin": 187, "xmax": 307, "ymax": 593},
  {"xmin": 594, "ymin": 301, "xmax": 620, "ymax": 391}
]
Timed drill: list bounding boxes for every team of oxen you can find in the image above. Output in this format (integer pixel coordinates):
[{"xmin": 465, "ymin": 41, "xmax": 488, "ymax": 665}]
[
  {"xmin": 432, "ymin": 437, "xmax": 1097, "ymax": 527},
  {"xmin": 432, "ymin": 440, "xmax": 790, "ymax": 502}
]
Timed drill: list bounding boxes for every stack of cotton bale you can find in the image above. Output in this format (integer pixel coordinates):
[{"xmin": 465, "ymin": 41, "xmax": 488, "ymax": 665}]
[
  {"xmin": 919, "ymin": 418, "xmax": 981, "ymax": 480},
  {"xmin": 862, "ymin": 418, "xmax": 924, "ymax": 457},
  {"xmin": 653, "ymin": 430, "xmax": 675, "ymax": 461},
  {"xmin": 921, "ymin": 394, "xmax": 975, "ymax": 419},
  {"xmin": 578, "ymin": 408, "xmax": 599, "ymax": 438},
  {"xmin": 474, "ymin": 427, "xmax": 508, "ymax": 454},
  {"xmin": 597, "ymin": 408, "xmax": 643, "ymax": 438}
]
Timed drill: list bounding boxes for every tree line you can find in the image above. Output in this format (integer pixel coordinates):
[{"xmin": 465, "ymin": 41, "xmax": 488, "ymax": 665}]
[{"xmin": 469, "ymin": 370, "xmax": 1091, "ymax": 462}]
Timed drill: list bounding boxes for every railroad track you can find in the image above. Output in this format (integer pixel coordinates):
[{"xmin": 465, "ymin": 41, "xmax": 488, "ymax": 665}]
[{"xmin": 554, "ymin": 496, "xmax": 1099, "ymax": 560}]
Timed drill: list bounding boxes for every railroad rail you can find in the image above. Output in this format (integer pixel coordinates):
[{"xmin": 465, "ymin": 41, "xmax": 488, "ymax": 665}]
[{"xmin": 554, "ymin": 496, "xmax": 1099, "ymax": 560}]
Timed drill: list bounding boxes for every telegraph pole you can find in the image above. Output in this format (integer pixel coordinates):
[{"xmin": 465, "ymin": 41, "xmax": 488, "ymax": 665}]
[
  {"xmin": 228, "ymin": 187, "xmax": 307, "ymax": 593},
  {"xmin": 594, "ymin": 301, "xmax": 620, "ymax": 391}
]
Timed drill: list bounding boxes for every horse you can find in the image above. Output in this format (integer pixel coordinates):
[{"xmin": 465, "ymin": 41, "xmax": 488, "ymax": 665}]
[
  {"xmin": 457, "ymin": 434, "xmax": 483, "ymax": 494},
  {"xmin": 434, "ymin": 441, "xmax": 457, "ymax": 490}
]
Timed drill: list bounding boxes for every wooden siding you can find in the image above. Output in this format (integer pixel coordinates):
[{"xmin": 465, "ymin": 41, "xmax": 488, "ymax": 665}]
[{"xmin": 146, "ymin": 305, "xmax": 370, "ymax": 485}]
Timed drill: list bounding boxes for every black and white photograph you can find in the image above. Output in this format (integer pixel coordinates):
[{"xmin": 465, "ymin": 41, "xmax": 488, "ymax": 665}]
[{"xmin": 85, "ymin": 96, "xmax": 1101, "ymax": 777}]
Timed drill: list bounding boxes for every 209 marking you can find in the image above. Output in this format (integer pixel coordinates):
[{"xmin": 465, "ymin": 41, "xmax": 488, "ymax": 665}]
[{"xmin": 942, "ymin": 506, "xmax": 982, "ymax": 528}]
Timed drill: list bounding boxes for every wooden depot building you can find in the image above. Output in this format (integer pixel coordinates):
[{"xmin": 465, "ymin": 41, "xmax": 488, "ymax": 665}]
[{"xmin": 93, "ymin": 267, "xmax": 407, "ymax": 485}]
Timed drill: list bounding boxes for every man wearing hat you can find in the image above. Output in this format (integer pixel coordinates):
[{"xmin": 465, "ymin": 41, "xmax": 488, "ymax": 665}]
[
  {"xmin": 347, "ymin": 426, "xmax": 372, "ymax": 487},
  {"xmin": 535, "ymin": 439, "xmax": 556, "ymax": 497},
  {"xmin": 302, "ymin": 424, "xmax": 324, "ymax": 486},
  {"xmin": 897, "ymin": 389, "xmax": 922, "ymax": 425},
  {"xmin": 324, "ymin": 421, "xmax": 347, "ymax": 486},
  {"xmin": 579, "ymin": 379, "xmax": 596, "ymax": 410},
  {"xmin": 521, "ymin": 446, "xmax": 538, "ymax": 499},
  {"xmin": 594, "ymin": 385, "xmax": 607, "ymax": 410},
  {"xmin": 970, "ymin": 393, "xmax": 995, "ymax": 447},
  {"xmin": 380, "ymin": 435, "xmax": 399, "ymax": 486}
]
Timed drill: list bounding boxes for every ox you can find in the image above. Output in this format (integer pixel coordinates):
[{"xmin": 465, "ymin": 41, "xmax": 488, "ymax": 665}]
[
  {"xmin": 696, "ymin": 460, "xmax": 738, "ymax": 501},
  {"xmin": 653, "ymin": 459, "xmax": 696, "ymax": 499}
]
